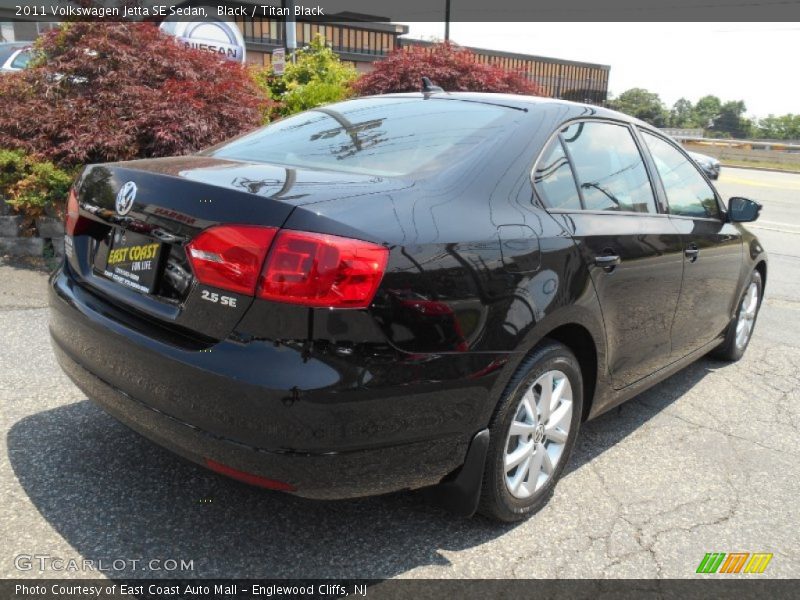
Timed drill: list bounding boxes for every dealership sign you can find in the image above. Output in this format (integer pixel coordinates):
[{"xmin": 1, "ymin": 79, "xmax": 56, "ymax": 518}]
[{"xmin": 159, "ymin": 19, "xmax": 246, "ymax": 63}]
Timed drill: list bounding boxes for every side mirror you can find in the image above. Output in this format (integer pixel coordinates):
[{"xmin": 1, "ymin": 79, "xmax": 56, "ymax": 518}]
[{"xmin": 728, "ymin": 197, "xmax": 762, "ymax": 223}]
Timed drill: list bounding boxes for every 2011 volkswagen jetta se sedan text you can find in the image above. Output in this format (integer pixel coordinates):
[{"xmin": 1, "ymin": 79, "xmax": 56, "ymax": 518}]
[{"xmin": 50, "ymin": 92, "xmax": 767, "ymax": 522}]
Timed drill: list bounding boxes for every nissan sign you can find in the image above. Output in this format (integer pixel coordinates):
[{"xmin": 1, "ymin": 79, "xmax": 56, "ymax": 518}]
[{"xmin": 159, "ymin": 19, "xmax": 246, "ymax": 63}]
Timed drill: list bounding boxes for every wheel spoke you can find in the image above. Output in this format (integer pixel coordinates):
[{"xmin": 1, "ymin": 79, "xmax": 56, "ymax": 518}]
[
  {"xmin": 509, "ymin": 421, "xmax": 536, "ymax": 437},
  {"xmin": 521, "ymin": 391, "xmax": 537, "ymax": 425},
  {"xmin": 541, "ymin": 445, "xmax": 554, "ymax": 474},
  {"xmin": 544, "ymin": 425, "xmax": 568, "ymax": 444},
  {"xmin": 546, "ymin": 399, "xmax": 572, "ymax": 431},
  {"xmin": 505, "ymin": 440, "xmax": 534, "ymax": 470},
  {"xmin": 552, "ymin": 376, "xmax": 568, "ymax": 404},
  {"xmin": 538, "ymin": 372, "xmax": 553, "ymax": 422},
  {"xmin": 509, "ymin": 454, "xmax": 531, "ymax": 493},
  {"xmin": 529, "ymin": 443, "xmax": 546, "ymax": 481}
]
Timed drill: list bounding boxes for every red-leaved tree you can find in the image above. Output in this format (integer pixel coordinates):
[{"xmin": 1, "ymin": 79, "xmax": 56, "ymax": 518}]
[
  {"xmin": 353, "ymin": 43, "xmax": 541, "ymax": 96},
  {"xmin": 0, "ymin": 22, "xmax": 266, "ymax": 168}
]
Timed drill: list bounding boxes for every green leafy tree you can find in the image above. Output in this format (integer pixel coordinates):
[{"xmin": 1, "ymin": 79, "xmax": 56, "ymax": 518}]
[
  {"xmin": 757, "ymin": 114, "xmax": 800, "ymax": 140},
  {"xmin": 693, "ymin": 95, "xmax": 722, "ymax": 129},
  {"xmin": 608, "ymin": 88, "xmax": 667, "ymax": 127},
  {"xmin": 254, "ymin": 34, "xmax": 357, "ymax": 120},
  {"xmin": 710, "ymin": 100, "xmax": 751, "ymax": 138},
  {"xmin": 669, "ymin": 98, "xmax": 696, "ymax": 128}
]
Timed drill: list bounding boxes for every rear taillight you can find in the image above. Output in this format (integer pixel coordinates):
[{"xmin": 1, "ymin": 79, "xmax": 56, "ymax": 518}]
[
  {"xmin": 187, "ymin": 225, "xmax": 277, "ymax": 295},
  {"xmin": 65, "ymin": 187, "xmax": 87, "ymax": 236},
  {"xmin": 257, "ymin": 230, "xmax": 388, "ymax": 309},
  {"xmin": 186, "ymin": 225, "xmax": 388, "ymax": 309}
]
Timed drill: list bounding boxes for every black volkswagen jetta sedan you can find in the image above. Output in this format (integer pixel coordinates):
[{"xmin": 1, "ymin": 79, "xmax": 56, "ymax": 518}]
[{"xmin": 50, "ymin": 93, "xmax": 766, "ymax": 522}]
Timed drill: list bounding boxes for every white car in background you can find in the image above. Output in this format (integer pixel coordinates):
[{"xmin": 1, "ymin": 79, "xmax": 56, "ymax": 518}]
[{"xmin": 0, "ymin": 42, "xmax": 33, "ymax": 73}]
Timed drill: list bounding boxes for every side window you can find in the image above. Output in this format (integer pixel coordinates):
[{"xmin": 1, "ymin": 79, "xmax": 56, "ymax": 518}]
[
  {"xmin": 641, "ymin": 131, "xmax": 720, "ymax": 219},
  {"xmin": 561, "ymin": 121, "xmax": 657, "ymax": 214},
  {"xmin": 533, "ymin": 137, "xmax": 581, "ymax": 210},
  {"xmin": 10, "ymin": 50, "xmax": 31, "ymax": 70}
]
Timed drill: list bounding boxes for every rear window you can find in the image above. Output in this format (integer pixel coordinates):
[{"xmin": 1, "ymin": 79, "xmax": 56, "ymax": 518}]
[{"xmin": 209, "ymin": 98, "xmax": 513, "ymax": 177}]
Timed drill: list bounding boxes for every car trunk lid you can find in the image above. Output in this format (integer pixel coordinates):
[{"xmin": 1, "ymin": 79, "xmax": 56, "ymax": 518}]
[{"xmin": 66, "ymin": 156, "xmax": 404, "ymax": 342}]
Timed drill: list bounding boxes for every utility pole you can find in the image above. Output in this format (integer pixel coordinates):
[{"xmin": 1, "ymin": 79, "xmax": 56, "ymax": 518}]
[{"xmin": 444, "ymin": 0, "xmax": 450, "ymax": 41}]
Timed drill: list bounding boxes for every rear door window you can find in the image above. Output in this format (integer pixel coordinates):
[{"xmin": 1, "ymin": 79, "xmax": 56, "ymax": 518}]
[
  {"xmin": 560, "ymin": 121, "xmax": 658, "ymax": 214},
  {"xmin": 641, "ymin": 131, "xmax": 721, "ymax": 219},
  {"xmin": 533, "ymin": 137, "xmax": 581, "ymax": 210}
]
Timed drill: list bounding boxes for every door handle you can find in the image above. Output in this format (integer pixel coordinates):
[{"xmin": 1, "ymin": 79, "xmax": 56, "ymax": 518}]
[
  {"xmin": 684, "ymin": 244, "xmax": 700, "ymax": 262},
  {"xmin": 594, "ymin": 254, "xmax": 621, "ymax": 272}
]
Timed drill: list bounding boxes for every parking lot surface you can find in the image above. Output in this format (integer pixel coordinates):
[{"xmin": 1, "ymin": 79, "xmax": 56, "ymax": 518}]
[{"xmin": 1, "ymin": 167, "xmax": 798, "ymax": 579}]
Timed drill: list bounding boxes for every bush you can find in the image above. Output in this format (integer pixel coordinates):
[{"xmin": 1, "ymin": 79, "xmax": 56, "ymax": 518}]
[
  {"xmin": 353, "ymin": 42, "xmax": 540, "ymax": 96},
  {"xmin": 251, "ymin": 34, "xmax": 357, "ymax": 120},
  {"xmin": 0, "ymin": 22, "xmax": 266, "ymax": 168},
  {"xmin": 0, "ymin": 149, "xmax": 27, "ymax": 194},
  {"xmin": 0, "ymin": 149, "xmax": 73, "ymax": 222}
]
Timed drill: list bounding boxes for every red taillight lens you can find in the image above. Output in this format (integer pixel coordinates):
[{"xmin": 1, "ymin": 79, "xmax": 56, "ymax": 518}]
[
  {"xmin": 257, "ymin": 230, "xmax": 388, "ymax": 309},
  {"xmin": 187, "ymin": 225, "xmax": 277, "ymax": 295},
  {"xmin": 65, "ymin": 187, "xmax": 86, "ymax": 236}
]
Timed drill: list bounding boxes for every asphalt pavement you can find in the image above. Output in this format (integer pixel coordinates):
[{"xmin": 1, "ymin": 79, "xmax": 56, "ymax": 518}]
[{"xmin": 1, "ymin": 167, "xmax": 798, "ymax": 579}]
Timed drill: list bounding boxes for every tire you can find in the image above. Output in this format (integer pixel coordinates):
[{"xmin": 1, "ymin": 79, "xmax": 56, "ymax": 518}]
[
  {"xmin": 478, "ymin": 340, "xmax": 583, "ymax": 522},
  {"xmin": 712, "ymin": 269, "xmax": 763, "ymax": 361}
]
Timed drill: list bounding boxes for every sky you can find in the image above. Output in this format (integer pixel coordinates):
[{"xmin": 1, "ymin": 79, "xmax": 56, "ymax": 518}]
[{"xmin": 403, "ymin": 22, "xmax": 800, "ymax": 119}]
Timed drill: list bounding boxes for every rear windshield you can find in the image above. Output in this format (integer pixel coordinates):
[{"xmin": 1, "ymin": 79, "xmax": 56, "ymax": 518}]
[{"xmin": 208, "ymin": 98, "xmax": 514, "ymax": 177}]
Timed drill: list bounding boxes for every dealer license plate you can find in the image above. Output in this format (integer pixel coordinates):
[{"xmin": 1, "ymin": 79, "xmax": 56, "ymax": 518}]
[{"xmin": 101, "ymin": 229, "xmax": 163, "ymax": 294}]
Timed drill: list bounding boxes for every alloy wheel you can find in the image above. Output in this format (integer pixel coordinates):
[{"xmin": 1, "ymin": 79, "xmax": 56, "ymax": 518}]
[
  {"xmin": 504, "ymin": 369, "xmax": 573, "ymax": 499},
  {"xmin": 735, "ymin": 282, "xmax": 759, "ymax": 350}
]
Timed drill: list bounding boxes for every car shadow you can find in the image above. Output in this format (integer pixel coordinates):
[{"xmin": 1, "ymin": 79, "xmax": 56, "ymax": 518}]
[
  {"xmin": 6, "ymin": 356, "xmax": 722, "ymax": 579},
  {"xmin": 566, "ymin": 356, "xmax": 725, "ymax": 478}
]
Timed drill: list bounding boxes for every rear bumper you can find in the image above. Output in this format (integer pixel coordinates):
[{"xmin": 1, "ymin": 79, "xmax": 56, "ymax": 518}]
[{"xmin": 49, "ymin": 266, "xmax": 498, "ymax": 499}]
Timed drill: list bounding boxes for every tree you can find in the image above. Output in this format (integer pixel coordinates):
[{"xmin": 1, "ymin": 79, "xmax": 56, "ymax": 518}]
[
  {"xmin": 253, "ymin": 34, "xmax": 358, "ymax": 120},
  {"xmin": 353, "ymin": 42, "xmax": 540, "ymax": 96},
  {"xmin": 710, "ymin": 100, "xmax": 751, "ymax": 138},
  {"xmin": 757, "ymin": 114, "xmax": 800, "ymax": 140},
  {"xmin": 608, "ymin": 88, "xmax": 667, "ymax": 127},
  {"xmin": 0, "ymin": 22, "xmax": 265, "ymax": 168},
  {"xmin": 669, "ymin": 98, "xmax": 696, "ymax": 128},
  {"xmin": 693, "ymin": 95, "xmax": 722, "ymax": 129}
]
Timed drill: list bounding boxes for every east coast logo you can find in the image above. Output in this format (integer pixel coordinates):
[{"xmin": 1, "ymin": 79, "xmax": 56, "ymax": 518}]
[
  {"xmin": 696, "ymin": 552, "xmax": 773, "ymax": 574},
  {"xmin": 115, "ymin": 181, "xmax": 137, "ymax": 216}
]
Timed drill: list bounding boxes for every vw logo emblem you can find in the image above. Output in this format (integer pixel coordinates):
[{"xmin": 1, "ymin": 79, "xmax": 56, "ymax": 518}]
[{"xmin": 115, "ymin": 181, "xmax": 137, "ymax": 216}]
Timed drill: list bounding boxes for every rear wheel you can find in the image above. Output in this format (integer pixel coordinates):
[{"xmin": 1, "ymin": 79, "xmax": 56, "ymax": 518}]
[
  {"xmin": 478, "ymin": 340, "xmax": 583, "ymax": 522},
  {"xmin": 712, "ymin": 270, "xmax": 762, "ymax": 361}
]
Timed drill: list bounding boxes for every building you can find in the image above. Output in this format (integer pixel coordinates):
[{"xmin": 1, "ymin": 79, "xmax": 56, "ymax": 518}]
[
  {"xmin": 234, "ymin": 13, "xmax": 407, "ymax": 74},
  {"xmin": 234, "ymin": 15, "xmax": 609, "ymax": 104}
]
